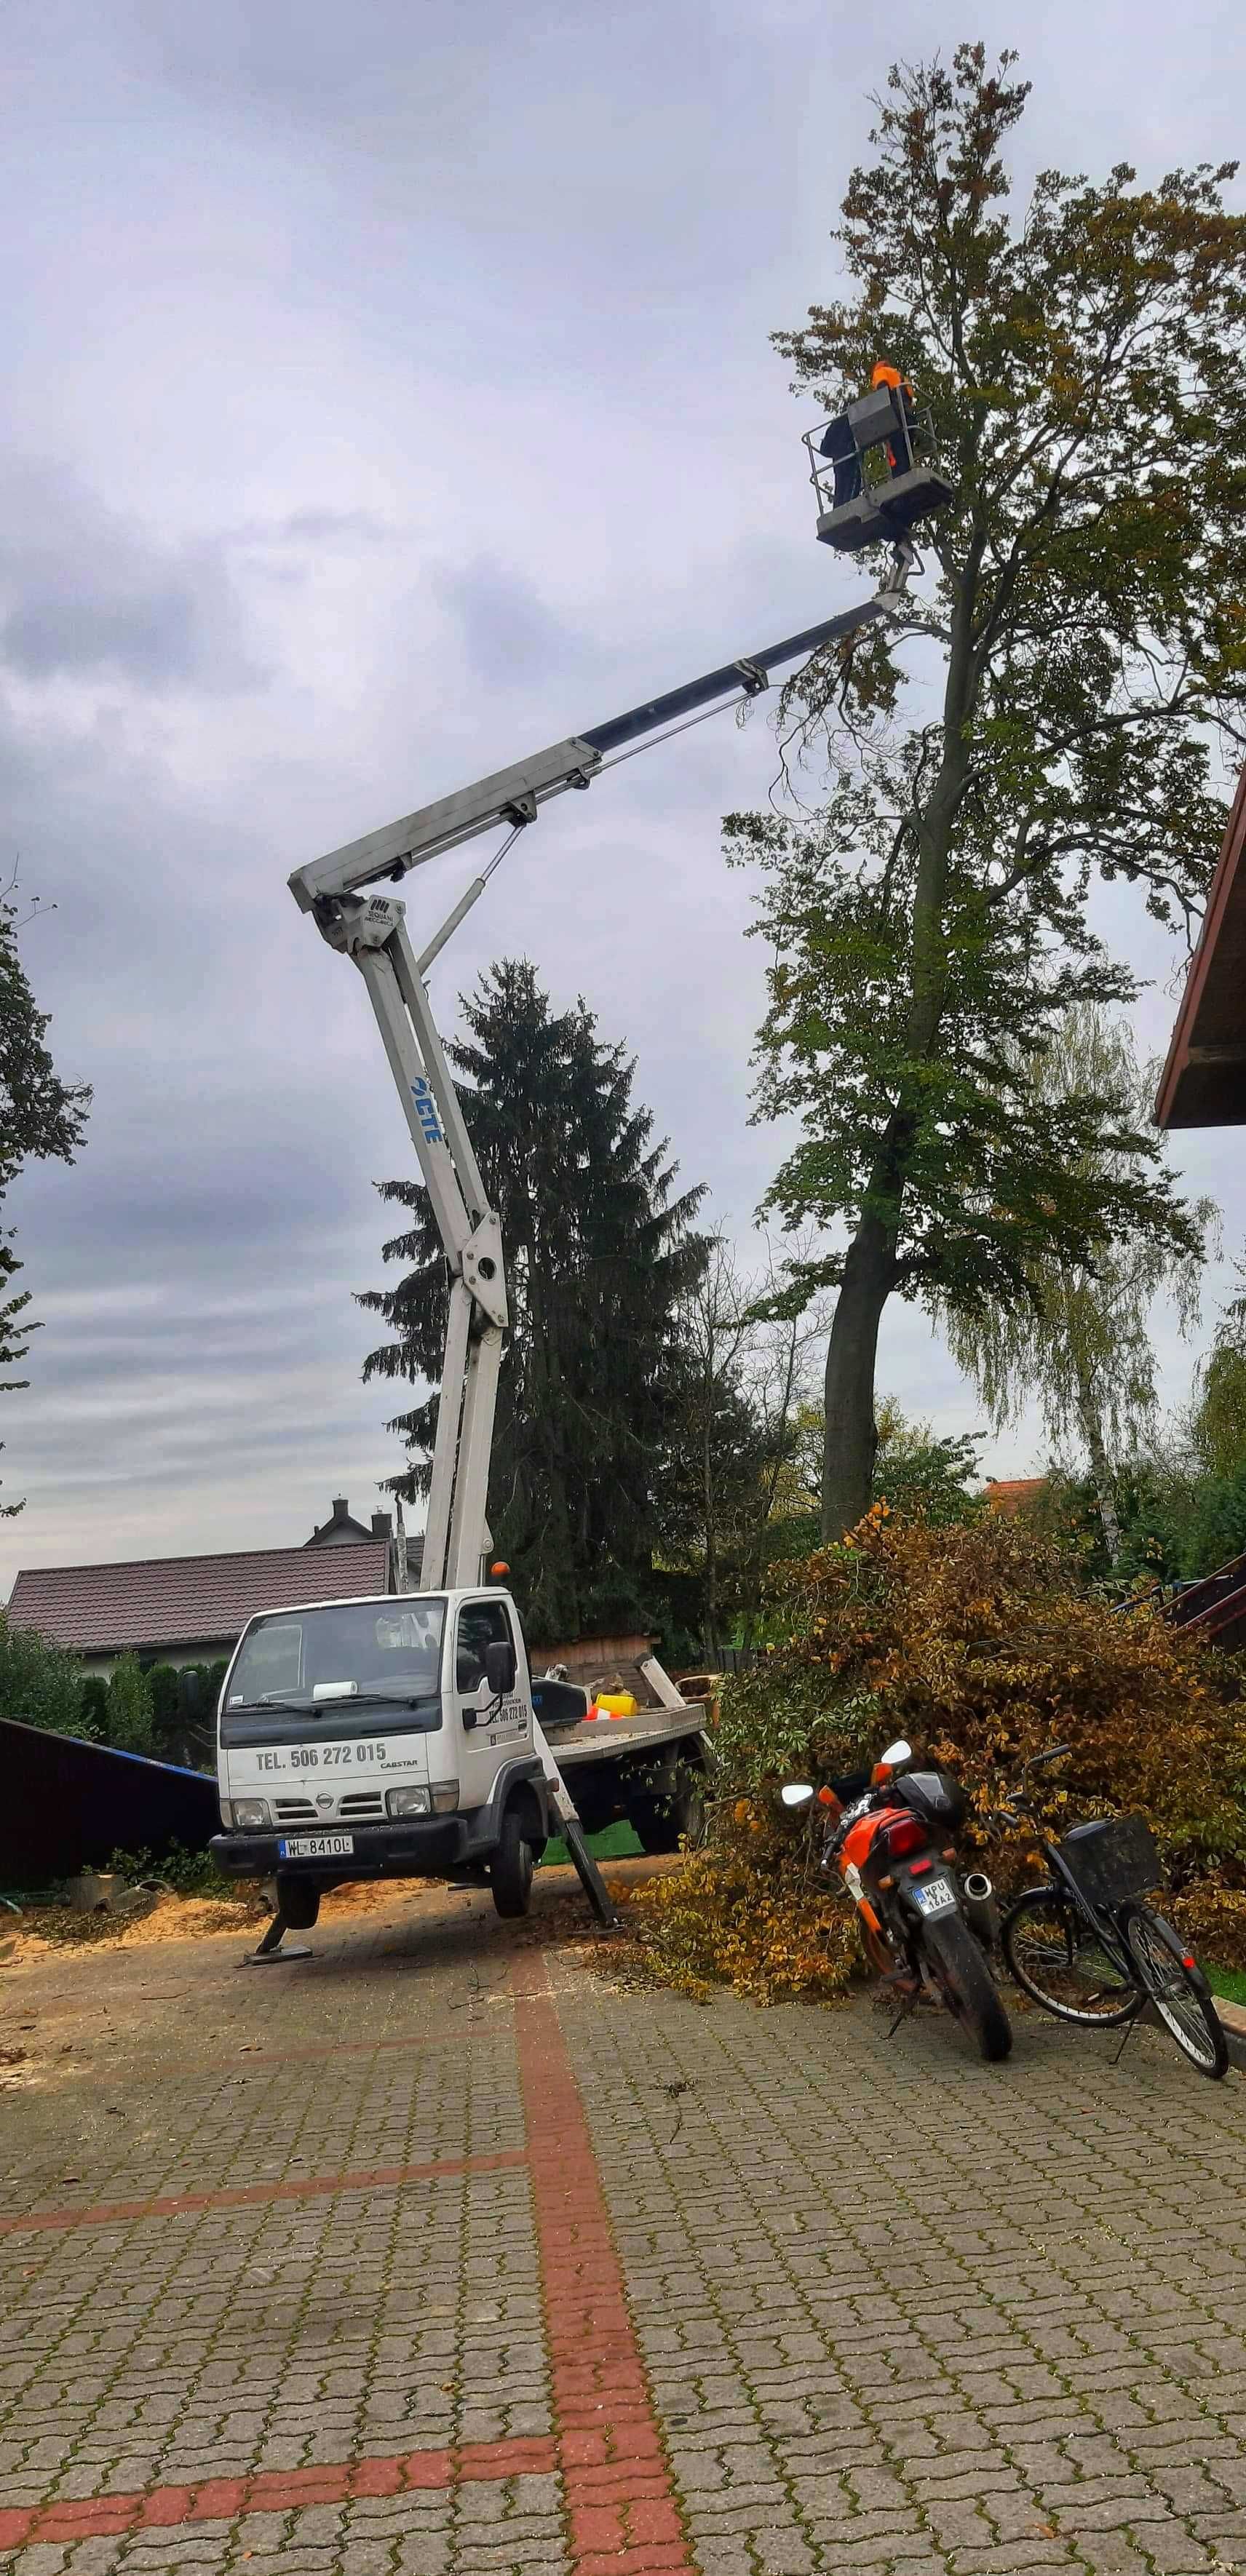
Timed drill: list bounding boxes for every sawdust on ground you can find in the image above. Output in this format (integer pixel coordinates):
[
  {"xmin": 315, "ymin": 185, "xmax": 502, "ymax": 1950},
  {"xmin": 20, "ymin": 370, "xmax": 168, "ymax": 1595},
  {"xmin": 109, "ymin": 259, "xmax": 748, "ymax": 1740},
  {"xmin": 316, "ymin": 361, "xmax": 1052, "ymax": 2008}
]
[{"xmin": 0, "ymin": 1855, "xmax": 680, "ymax": 1965}]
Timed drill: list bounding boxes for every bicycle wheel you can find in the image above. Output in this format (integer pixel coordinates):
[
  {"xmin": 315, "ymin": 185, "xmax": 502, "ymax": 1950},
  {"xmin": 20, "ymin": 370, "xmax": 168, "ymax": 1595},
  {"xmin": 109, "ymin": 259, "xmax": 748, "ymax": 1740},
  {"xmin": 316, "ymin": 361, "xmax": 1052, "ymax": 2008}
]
[
  {"xmin": 1123, "ymin": 1904, "xmax": 1229, "ymax": 2080},
  {"xmin": 1001, "ymin": 1885, "xmax": 1140, "ymax": 2027},
  {"xmin": 922, "ymin": 1912, "xmax": 1012, "ymax": 2062}
]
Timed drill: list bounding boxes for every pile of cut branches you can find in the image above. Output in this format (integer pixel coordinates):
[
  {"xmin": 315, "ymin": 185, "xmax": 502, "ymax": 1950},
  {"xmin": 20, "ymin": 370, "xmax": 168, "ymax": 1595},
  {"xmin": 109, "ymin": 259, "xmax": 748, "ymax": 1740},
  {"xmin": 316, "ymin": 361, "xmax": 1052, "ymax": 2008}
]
[{"xmin": 628, "ymin": 1510, "xmax": 1246, "ymax": 2000}]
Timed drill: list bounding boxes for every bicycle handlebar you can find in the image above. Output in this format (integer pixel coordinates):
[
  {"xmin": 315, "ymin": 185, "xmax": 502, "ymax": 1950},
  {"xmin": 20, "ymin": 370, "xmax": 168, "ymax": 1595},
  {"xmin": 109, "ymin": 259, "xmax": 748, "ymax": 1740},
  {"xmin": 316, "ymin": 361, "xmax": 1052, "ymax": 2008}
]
[{"xmin": 988, "ymin": 1744, "xmax": 1071, "ymax": 1829}]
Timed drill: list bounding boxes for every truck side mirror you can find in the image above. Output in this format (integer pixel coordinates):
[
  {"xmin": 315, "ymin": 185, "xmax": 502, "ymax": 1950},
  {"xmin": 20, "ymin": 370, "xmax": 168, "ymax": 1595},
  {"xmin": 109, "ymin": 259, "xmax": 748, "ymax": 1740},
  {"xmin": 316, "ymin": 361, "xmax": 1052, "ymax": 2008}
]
[
  {"xmin": 177, "ymin": 1668, "xmax": 205, "ymax": 1722},
  {"xmin": 485, "ymin": 1639, "xmax": 517, "ymax": 1699}
]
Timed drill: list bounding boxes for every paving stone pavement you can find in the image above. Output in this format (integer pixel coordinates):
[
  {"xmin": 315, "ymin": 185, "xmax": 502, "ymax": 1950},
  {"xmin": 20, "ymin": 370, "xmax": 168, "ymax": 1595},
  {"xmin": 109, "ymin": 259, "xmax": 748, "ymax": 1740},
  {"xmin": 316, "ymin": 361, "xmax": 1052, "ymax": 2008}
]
[{"xmin": 1, "ymin": 1870, "xmax": 1245, "ymax": 2575}]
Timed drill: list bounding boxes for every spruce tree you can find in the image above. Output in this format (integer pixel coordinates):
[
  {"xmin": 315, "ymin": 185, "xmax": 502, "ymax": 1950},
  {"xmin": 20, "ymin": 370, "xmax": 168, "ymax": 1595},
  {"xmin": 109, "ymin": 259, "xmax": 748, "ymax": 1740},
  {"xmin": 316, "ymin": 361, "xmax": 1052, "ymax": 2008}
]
[{"xmin": 359, "ymin": 960, "xmax": 707, "ymax": 1640}]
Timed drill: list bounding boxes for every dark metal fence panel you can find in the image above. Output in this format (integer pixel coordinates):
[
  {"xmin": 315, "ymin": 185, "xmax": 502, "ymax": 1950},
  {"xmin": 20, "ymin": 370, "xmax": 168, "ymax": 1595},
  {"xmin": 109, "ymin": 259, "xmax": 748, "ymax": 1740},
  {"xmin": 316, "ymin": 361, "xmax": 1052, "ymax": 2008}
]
[{"xmin": 0, "ymin": 1718, "xmax": 217, "ymax": 1885}]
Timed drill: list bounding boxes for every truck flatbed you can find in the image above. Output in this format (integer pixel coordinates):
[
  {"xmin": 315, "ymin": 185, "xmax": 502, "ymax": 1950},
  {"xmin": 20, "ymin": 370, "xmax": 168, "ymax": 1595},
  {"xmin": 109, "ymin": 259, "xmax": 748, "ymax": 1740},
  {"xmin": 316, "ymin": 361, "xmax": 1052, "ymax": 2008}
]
[{"xmin": 544, "ymin": 1704, "xmax": 709, "ymax": 1769}]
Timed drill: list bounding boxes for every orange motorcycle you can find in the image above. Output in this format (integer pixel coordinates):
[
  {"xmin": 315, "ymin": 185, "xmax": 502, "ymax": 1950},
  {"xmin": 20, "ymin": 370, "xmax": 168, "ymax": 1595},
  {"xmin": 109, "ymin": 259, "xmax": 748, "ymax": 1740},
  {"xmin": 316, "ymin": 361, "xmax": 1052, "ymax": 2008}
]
[{"xmin": 782, "ymin": 1738, "xmax": 1012, "ymax": 2062}]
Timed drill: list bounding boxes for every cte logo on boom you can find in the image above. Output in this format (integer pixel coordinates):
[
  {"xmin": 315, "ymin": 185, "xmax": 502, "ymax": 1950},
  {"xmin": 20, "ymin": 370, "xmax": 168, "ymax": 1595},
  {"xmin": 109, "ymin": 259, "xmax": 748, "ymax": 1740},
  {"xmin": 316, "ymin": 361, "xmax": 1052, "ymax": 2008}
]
[{"xmin": 411, "ymin": 1078, "xmax": 445, "ymax": 1148}]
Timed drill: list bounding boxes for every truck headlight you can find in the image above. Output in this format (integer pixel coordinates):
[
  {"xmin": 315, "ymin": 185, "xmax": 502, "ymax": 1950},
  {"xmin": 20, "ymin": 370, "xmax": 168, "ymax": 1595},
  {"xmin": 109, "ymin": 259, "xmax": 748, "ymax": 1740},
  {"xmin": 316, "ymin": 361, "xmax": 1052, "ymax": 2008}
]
[
  {"xmin": 430, "ymin": 1781, "xmax": 459, "ymax": 1814},
  {"xmin": 231, "ymin": 1799, "xmax": 270, "ymax": 1830},
  {"xmin": 386, "ymin": 1785, "xmax": 432, "ymax": 1818}
]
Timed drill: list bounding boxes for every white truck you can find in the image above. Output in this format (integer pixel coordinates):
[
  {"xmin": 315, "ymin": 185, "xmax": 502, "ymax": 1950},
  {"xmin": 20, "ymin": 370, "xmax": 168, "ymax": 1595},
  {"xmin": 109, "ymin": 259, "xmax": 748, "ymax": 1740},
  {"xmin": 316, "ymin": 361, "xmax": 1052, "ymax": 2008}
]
[
  {"xmin": 205, "ymin": 431, "xmax": 950, "ymax": 1952},
  {"xmin": 208, "ymin": 1586, "xmax": 709, "ymax": 1936}
]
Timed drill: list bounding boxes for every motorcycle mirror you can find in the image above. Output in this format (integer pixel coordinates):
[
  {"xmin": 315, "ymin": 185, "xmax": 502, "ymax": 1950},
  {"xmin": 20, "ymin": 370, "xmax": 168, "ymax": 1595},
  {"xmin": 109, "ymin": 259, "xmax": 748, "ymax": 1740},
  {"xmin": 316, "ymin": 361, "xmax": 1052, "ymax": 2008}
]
[
  {"xmin": 780, "ymin": 1784, "xmax": 814, "ymax": 1810},
  {"xmin": 871, "ymin": 1737, "xmax": 913, "ymax": 1783}
]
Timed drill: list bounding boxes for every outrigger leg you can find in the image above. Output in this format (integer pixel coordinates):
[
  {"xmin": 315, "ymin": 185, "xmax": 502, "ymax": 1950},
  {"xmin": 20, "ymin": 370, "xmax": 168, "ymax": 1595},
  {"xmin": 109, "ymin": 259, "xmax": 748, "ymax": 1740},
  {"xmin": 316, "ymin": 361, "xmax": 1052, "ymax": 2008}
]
[
  {"xmin": 560, "ymin": 1814, "xmax": 621, "ymax": 1932},
  {"xmin": 531, "ymin": 1717, "xmax": 619, "ymax": 1931},
  {"xmin": 242, "ymin": 1891, "xmax": 314, "ymax": 1966}
]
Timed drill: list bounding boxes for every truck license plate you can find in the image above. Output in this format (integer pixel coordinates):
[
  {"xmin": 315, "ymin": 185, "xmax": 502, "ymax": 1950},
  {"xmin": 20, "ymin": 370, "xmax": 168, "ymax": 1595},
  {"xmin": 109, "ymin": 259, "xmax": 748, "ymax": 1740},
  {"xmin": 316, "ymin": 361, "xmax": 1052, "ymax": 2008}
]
[
  {"xmin": 277, "ymin": 1833, "xmax": 354, "ymax": 1859},
  {"xmin": 912, "ymin": 1876, "xmax": 956, "ymax": 1916}
]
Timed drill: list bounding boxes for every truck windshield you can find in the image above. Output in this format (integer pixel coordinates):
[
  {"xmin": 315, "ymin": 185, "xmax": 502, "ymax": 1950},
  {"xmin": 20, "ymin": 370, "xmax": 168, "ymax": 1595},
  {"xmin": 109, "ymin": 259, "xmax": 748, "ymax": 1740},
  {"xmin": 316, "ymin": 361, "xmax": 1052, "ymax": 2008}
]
[{"xmin": 226, "ymin": 1599, "xmax": 447, "ymax": 1716}]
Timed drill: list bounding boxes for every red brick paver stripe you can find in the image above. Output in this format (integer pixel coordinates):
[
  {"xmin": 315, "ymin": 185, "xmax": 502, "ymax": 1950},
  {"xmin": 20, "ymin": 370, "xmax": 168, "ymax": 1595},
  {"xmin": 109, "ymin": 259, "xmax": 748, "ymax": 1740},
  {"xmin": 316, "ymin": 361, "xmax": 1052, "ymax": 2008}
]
[
  {"xmin": 511, "ymin": 1954, "xmax": 694, "ymax": 2576},
  {"xmin": 0, "ymin": 2147, "xmax": 527, "ymax": 2235},
  {"xmin": 0, "ymin": 2436, "xmax": 559, "ymax": 2553}
]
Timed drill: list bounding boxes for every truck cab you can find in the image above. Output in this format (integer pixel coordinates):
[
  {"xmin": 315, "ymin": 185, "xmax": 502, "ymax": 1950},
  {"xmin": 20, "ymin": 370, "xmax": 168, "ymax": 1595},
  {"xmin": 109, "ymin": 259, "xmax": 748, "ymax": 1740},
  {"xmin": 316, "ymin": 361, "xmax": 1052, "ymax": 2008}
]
[{"xmin": 210, "ymin": 1586, "xmax": 552, "ymax": 1929}]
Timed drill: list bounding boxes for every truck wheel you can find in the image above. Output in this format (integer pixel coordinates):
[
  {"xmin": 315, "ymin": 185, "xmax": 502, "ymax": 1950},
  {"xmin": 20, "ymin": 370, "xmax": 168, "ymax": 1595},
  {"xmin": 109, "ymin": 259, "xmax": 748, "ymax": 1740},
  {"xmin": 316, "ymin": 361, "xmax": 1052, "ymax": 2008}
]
[
  {"xmin": 490, "ymin": 1806, "xmax": 534, "ymax": 1917},
  {"xmin": 629, "ymin": 1799, "xmax": 678, "ymax": 1854},
  {"xmin": 629, "ymin": 1777, "xmax": 705, "ymax": 1855},
  {"xmin": 274, "ymin": 1876, "xmax": 320, "ymax": 1932}
]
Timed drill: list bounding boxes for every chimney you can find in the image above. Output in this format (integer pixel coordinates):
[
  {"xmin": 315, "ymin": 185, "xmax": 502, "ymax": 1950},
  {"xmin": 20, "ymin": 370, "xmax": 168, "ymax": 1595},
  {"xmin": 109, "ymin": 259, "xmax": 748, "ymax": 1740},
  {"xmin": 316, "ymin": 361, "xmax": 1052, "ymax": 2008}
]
[
  {"xmin": 371, "ymin": 1509, "xmax": 392, "ymax": 1539},
  {"xmin": 330, "ymin": 1497, "xmax": 350, "ymax": 1527}
]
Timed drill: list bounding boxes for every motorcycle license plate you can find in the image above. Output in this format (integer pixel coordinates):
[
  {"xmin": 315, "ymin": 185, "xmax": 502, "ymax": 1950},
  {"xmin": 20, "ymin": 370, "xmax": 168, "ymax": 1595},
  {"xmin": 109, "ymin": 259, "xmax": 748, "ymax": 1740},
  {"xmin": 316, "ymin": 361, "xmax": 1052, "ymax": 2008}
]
[
  {"xmin": 277, "ymin": 1833, "xmax": 354, "ymax": 1859},
  {"xmin": 911, "ymin": 1876, "xmax": 956, "ymax": 1916}
]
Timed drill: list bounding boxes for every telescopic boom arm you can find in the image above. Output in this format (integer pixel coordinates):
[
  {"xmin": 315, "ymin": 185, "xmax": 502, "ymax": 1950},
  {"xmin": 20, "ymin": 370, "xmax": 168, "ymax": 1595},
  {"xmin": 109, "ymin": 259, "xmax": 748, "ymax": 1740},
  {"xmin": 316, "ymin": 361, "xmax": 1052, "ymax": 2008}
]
[
  {"xmin": 289, "ymin": 544, "xmax": 920, "ymax": 1593},
  {"xmin": 288, "ymin": 548, "xmax": 914, "ymax": 919}
]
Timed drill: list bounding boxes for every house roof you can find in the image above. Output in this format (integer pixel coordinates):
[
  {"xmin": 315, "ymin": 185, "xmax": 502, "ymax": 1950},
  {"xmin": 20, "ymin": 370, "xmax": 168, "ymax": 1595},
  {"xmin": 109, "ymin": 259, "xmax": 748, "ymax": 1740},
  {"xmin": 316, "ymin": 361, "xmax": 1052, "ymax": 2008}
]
[
  {"xmin": 1156, "ymin": 762, "xmax": 1246, "ymax": 1129},
  {"xmin": 306, "ymin": 1495, "xmax": 385, "ymax": 1545},
  {"xmin": 7, "ymin": 1538, "xmax": 394, "ymax": 1655},
  {"xmin": 984, "ymin": 1477, "xmax": 1047, "ymax": 1517}
]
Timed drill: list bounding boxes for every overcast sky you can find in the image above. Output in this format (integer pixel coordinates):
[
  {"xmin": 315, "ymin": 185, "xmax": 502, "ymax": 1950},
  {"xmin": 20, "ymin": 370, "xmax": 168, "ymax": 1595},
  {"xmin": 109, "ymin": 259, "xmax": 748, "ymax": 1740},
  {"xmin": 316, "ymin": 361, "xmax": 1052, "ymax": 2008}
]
[{"xmin": 3, "ymin": 0, "xmax": 1245, "ymax": 1589}]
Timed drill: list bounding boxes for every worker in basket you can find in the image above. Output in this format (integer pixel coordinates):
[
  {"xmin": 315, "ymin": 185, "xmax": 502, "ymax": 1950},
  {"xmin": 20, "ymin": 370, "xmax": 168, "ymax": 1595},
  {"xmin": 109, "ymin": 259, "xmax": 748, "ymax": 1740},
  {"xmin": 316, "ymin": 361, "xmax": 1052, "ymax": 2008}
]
[{"xmin": 819, "ymin": 359, "xmax": 917, "ymax": 506}]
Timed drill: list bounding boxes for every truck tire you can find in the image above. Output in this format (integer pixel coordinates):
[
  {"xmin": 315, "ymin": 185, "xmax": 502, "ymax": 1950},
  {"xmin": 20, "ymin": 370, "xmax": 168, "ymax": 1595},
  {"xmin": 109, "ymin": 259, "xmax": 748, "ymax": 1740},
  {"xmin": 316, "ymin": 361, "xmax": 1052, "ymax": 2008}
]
[
  {"xmin": 274, "ymin": 1876, "xmax": 321, "ymax": 1932},
  {"xmin": 629, "ymin": 1776, "xmax": 705, "ymax": 1856},
  {"xmin": 490, "ymin": 1805, "xmax": 535, "ymax": 1917}
]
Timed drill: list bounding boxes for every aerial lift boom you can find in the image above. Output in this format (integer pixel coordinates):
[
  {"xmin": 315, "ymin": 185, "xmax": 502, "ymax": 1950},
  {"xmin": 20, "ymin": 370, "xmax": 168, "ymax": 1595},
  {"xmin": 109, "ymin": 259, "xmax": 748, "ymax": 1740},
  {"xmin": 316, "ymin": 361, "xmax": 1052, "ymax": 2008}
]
[
  {"xmin": 288, "ymin": 539, "xmax": 924, "ymax": 1597},
  {"xmin": 287, "ymin": 505, "xmax": 938, "ymax": 1925}
]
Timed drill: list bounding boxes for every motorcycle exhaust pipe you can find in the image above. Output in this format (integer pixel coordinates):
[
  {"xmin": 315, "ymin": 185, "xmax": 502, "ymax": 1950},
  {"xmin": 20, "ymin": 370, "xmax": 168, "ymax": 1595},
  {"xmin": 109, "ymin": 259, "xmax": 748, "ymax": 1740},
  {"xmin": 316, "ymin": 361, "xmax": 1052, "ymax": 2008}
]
[{"xmin": 961, "ymin": 1869, "xmax": 999, "ymax": 1945}]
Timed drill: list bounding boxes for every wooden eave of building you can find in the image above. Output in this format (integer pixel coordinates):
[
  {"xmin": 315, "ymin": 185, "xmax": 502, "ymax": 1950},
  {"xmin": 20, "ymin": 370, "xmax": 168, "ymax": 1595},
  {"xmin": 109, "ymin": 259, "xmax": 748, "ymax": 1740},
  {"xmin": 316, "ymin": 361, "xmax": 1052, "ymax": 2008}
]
[{"xmin": 1156, "ymin": 763, "xmax": 1246, "ymax": 1130}]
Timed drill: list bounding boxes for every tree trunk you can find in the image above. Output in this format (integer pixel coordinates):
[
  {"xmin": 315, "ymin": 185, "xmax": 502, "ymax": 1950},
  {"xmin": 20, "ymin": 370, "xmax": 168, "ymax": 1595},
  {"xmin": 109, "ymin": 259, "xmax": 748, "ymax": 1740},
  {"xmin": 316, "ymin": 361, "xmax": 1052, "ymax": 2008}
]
[
  {"xmin": 821, "ymin": 1216, "xmax": 895, "ymax": 1540},
  {"xmin": 1075, "ymin": 1364, "xmax": 1122, "ymax": 1567},
  {"xmin": 702, "ymin": 1413, "xmax": 722, "ymax": 1666},
  {"xmin": 818, "ymin": 538, "xmax": 982, "ymax": 1547}
]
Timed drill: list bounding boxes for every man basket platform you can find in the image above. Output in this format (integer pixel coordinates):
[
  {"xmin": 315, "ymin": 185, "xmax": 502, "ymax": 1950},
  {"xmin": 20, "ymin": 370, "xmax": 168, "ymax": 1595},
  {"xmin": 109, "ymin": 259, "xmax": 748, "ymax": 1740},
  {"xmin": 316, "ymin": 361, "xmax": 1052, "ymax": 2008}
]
[{"xmin": 805, "ymin": 382, "xmax": 956, "ymax": 554}]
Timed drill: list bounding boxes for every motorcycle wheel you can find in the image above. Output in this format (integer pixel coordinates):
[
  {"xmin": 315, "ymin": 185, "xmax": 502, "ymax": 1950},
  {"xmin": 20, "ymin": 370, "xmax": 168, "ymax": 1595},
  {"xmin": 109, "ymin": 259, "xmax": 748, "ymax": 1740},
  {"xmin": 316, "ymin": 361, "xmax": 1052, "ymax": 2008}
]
[
  {"xmin": 861, "ymin": 1916, "xmax": 898, "ymax": 1977},
  {"xmin": 922, "ymin": 1912, "xmax": 1013, "ymax": 2062}
]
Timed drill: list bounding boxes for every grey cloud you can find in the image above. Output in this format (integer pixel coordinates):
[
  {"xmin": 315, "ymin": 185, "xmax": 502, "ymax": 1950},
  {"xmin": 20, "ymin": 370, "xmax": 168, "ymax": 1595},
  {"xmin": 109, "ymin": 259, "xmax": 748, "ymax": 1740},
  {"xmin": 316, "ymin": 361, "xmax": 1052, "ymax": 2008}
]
[
  {"xmin": 273, "ymin": 509, "xmax": 391, "ymax": 546},
  {"xmin": 0, "ymin": 463, "xmax": 263, "ymax": 691},
  {"xmin": 234, "ymin": 508, "xmax": 394, "ymax": 549},
  {"xmin": 134, "ymin": 0, "xmax": 434, "ymax": 114},
  {"xmin": 431, "ymin": 558, "xmax": 592, "ymax": 693}
]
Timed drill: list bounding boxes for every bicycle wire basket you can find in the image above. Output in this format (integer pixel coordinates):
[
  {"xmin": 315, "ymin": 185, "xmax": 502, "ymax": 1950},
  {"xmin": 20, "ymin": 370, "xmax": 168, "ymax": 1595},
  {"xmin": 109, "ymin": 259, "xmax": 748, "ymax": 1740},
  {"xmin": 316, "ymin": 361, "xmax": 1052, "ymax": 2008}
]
[{"xmin": 1056, "ymin": 1813, "xmax": 1162, "ymax": 1909}]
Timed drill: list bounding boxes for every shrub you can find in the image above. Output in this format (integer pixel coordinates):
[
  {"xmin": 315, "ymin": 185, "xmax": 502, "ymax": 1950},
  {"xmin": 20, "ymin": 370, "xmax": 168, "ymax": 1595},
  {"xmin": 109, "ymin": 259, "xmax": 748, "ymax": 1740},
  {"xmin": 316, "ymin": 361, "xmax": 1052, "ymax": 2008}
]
[
  {"xmin": 77, "ymin": 1677, "xmax": 108, "ymax": 1738},
  {"xmin": 145, "ymin": 1663, "xmax": 180, "ymax": 1751},
  {"xmin": 0, "ymin": 1610, "xmax": 87, "ymax": 1737},
  {"xmin": 108, "ymin": 1840, "xmax": 223, "ymax": 1896},
  {"xmin": 103, "ymin": 1653, "xmax": 154, "ymax": 1756},
  {"xmin": 1172, "ymin": 1883, "xmax": 1246, "ymax": 1973},
  {"xmin": 630, "ymin": 1508, "xmax": 1246, "ymax": 2000}
]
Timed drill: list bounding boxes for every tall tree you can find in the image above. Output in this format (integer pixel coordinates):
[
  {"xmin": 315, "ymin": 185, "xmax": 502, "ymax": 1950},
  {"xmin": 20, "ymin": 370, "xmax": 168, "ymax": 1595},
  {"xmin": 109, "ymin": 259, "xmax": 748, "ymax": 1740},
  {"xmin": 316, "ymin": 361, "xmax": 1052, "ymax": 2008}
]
[
  {"xmin": 359, "ymin": 959, "xmax": 706, "ymax": 1640},
  {"xmin": 728, "ymin": 45, "xmax": 1246, "ymax": 1539},
  {"xmin": 943, "ymin": 1009, "xmax": 1214, "ymax": 1562},
  {"xmin": 1, "ymin": 871, "xmax": 91, "ymax": 1514},
  {"xmin": 768, "ymin": 1394, "xmax": 984, "ymax": 1532},
  {"xmin": 1193, "ymin": 1247, "xmax": 1246, "ymax": 1481},
  {"xmin": 659, "ymin": 1236, "xmax": 830, "ymax": 1658}
]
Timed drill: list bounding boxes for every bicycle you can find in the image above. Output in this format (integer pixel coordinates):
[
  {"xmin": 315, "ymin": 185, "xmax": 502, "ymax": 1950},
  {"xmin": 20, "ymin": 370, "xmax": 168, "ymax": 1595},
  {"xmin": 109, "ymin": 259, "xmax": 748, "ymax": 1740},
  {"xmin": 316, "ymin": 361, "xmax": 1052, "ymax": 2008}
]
[{"xmin": 993, "ymin": 1747, "xmax": 1229, "ymax": 2082}]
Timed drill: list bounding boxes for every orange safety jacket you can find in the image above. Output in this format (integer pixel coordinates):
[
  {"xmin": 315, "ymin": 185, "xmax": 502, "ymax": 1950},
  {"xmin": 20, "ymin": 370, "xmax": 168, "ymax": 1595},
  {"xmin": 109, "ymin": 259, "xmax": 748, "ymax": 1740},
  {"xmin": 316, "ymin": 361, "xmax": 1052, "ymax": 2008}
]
[{"xmin": 871, "ymin": 362, "xmax": 914, "ymax": 469}]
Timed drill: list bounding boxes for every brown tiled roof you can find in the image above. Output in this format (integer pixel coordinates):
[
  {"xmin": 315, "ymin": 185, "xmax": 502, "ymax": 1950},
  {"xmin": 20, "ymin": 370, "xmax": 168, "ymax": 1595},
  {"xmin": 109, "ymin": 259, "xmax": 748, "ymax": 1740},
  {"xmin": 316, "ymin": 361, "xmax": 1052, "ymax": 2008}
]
[
  {"xmin": 984, "ymin": 1477, "xmax": 1047, "ymax": 1517},
  {"xmin": 7, "ymin": 1540, "xmax": 394, "ymax": 1655}
]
